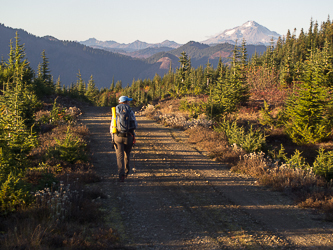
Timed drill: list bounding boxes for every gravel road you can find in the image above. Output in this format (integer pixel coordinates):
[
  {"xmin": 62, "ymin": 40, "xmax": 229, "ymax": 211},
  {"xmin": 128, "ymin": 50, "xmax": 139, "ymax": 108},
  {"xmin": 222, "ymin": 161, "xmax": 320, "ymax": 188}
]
[{"xmin": 80, "ymin": 106, "xmax": 333, "ymax": 250}]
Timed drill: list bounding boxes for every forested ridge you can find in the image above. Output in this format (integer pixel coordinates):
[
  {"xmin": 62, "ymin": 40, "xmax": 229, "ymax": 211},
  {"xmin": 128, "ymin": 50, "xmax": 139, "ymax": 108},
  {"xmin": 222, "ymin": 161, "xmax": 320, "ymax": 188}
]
[
  {"xmin": 1, "ymin": 17, "xmax": 333, "ymax": 248},
  {"xmin": 0, "ymin": 23, "xmax": 267, "ymax": 89},
  {"xmin": 0, "ymin": 23, "xmax": 151, "ymax": 89}
]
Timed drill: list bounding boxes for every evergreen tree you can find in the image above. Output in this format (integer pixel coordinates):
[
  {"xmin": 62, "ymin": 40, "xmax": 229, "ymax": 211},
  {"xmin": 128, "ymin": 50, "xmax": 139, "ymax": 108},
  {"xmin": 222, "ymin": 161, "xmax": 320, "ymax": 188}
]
[
  {"xmin": 85, "ymin": 75, "xmax": 97, "ymax": 103},
  {"xmin": 262, "ymin": 38, "xmax": 275, "ymax": 69},
  {"xmin": 178, "ymin": 51, "xmax": 190, "ymax": 82},
  {"xmin": 307, "ymin": 18, "xmax": 314, "ymax": 50},
  {"xmin": 153, "ymin": 73, "xmax": 162, "ymax": 100},
  {"xmin": 175, "ymin": 51, "xmax": 190, "ymax": 95},
  {"xmin": 279, "ymin": 44, "xmax": 295, "ymax": 86},
  {"xmin": 313, "ymin": 40, "xmax": 333, "ymax": 87},
  {"xmin": 239, "ymin": 39, "xmax": 248, "ymax": 82},
  {"xmin": 3, "ymin": 33, "xmax": 34, "ymax": 89},
  {"xmin": 214, "ymin": 57, "xmax": 224, "ymax": 80},
  {"xmin": 41, "ymin": 50, "xmax": 52, "ymax": 84},
  {"xmin": 284, "ymin": 48, "xmax": 333, "ymax": 144},
  {"xmin": 204, "ymin": 60, "xmax": 213, "ymax": 88},
  {"xmin": 228, "ymin": 41, "xmax": 250, "ymax": 104},
  {"xmin": 55, "ymin": 76, "xmax": 62, "ymax": 94},
  {"xmin": 34, "ymin": 50, "xmax": 54, "ymax": 96},
  {"xmin": 115, "ymin": 80, "xmax": 123, "ymax": 92},
  {"xmin": 250, "ymin": 51, "xmax": 260, "ymax": 67},
  {"xmin": 99, "ymin": 92, "xmax": 108, "ymax": 107},
  {"xmin": 0, "ymin": 33, "xmax": 38, "ymax": 128},
  {"xmin": 110, "ymin": 76, "xmax": 115, "ymax": 91},
  {"xmin": 296, "ymin": 28, "xmax": 307, "ymax": 61},
  {"xmin": 313, "ymin": 21, "xmax": 319, "ymax": 49},
  {"xmin": 210, "ymin": 63, "xmax": 245, "ymax": 118},
  {"xmin": 0, "ymin": 37, "xmax": 38, "ymax": 211},
  {"xmin": 76, "ymin": 70, "xmax": 85, "ymax": 97}
]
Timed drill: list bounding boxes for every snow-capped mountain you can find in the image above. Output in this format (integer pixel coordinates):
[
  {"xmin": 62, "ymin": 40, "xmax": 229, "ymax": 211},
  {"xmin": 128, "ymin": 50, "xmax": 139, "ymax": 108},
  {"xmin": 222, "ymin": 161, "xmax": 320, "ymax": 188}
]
[{"xmin": 202, "ymin": 21, "xmax": 281, "ymax": 45}]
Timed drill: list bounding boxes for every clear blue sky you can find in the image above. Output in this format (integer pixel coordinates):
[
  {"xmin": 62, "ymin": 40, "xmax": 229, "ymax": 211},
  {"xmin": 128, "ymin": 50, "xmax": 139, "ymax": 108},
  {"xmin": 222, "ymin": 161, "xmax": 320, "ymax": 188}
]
[{"xmin": 1, "ymin": 0, "xmax": 332, "ymax": 44}]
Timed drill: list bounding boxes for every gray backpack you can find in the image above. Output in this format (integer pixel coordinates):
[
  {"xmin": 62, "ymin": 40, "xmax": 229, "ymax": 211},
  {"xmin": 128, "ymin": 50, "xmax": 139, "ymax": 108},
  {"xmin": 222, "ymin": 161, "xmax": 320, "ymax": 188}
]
[{"xmin": 116, "ymin": 104, "xmax": 135, "ymax": 133}]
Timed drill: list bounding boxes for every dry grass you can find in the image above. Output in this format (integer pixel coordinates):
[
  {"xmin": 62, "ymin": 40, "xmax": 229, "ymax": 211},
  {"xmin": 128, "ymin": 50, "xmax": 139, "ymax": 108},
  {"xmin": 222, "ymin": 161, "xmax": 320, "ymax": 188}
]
[
  {"xmin": 186, "ymin": 126, "xmax": 242, "ymax": 166},
  {"xmin": 233, "ymin": 151, "xmax": 333, "ymax": 217},
  {"xmin": 236, "ymin": 105, "xmax": 262, "ymax": 125},
  {"xmin": 145, "ymin": 96, "xmax": 201, "ymax": 118},
  {"xmin": 2, "ymin": 220, "xmax": 121, "ymax": 249}
]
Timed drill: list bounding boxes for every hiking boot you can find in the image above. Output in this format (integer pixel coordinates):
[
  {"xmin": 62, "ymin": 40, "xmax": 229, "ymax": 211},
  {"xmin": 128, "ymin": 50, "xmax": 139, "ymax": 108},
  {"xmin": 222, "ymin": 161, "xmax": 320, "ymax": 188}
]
[{"xmin": 118, "ymin": 175, "xmax": 125, "ymax": 182}]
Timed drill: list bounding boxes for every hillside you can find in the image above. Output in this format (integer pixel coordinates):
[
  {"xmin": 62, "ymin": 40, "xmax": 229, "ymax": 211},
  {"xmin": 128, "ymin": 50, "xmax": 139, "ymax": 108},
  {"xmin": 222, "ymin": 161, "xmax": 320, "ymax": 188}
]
[
  {"xmin": 0, "ymin": 24, "xmax": 151, "ymax": 88},
  {"xmin": 128, "ymin": 46, "xmax": 174, "ymax": 59},
  {"xmin": 0, "ymin": 24, "xmax": 267, "ymax": 89},
  {"xmin": 147, "ymin": 41, "xmax": 267, "ymax": 68}
]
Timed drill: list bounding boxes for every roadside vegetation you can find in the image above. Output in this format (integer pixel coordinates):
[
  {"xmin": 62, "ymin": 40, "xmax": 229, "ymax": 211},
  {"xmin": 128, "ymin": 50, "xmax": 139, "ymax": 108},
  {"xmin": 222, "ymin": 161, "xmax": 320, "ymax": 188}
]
[
  {"xmin": 132, "ymin": 18, "xmax": 333, "ymax": 220},
  {"xmin": 1, "ymin": 17, "xmax": 333, "ymax": 248},
  {"xmin": 0, "ymin": 33, "xmax": 121, "ymax": 249}
]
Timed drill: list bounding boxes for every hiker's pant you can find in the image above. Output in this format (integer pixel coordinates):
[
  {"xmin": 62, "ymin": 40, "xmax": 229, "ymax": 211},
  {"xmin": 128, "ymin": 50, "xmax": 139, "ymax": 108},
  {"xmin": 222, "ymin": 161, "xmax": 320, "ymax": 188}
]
[{"xmin": 114, "ymin": 133, "xmax": 134, "ymax": 178}]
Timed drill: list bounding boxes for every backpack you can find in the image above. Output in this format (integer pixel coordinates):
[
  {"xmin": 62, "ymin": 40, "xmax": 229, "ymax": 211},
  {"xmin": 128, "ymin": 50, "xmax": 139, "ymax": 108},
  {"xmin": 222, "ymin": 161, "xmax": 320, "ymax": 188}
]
[{"xmin": 116, "ymin": 104, "xmax": 136, "ymax": 134}]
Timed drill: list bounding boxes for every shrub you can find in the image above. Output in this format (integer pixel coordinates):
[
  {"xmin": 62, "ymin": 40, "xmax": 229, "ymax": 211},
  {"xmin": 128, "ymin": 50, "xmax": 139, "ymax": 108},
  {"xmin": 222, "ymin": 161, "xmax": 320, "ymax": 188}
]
[
  {"xmin": 47, "ymin": 126, "xmax": 87, "ymax": 164},
  {"xmin": 232, "ymin": 151, "xmax": 272, "ymax": 177},
  {"xmin": 313, "ymin": 148, "xmax": 333, "ymax": 181},
  {"xmin": 284, "ymin": 149, "xmax": 310, "ymax": 170},
  {"xmin": 179, "ymin": 99, "xmax": 206, "ymax": 118},
  {"xmin": 34, "ymin": 181, "xmax": 77, "ymax": 222},
  {"xmin": 210, "ymin": 79, "xmax": 246, "ymax": 118},
  {"xmin": 214, "ymin": 120, "xmax": 266, "ymax": 153},
  {"xmin": 260, "ymin": 163, "xmax": 324, "ymax": 193},
  {"xmin": 37, "ymin": 98, "xmax": 73, "ymax": 126},
  {"xmin": 235, "ymin": 150, "xmax": 325, "ymax": 195},
  {"xmin": 0, "ymin": 172, "xmax": 31, "ymax": 214},
  {"xmin": 259, "ymin": 101, "xmax": 284, "ymax": 129},
  {"xmin": 49, "ymin": 98, "xmax": 73, "ymax": 124}
]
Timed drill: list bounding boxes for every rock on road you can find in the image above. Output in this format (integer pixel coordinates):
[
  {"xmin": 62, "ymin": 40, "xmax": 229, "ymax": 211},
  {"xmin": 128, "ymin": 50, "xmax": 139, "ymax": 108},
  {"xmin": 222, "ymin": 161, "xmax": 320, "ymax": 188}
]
[{"xmin": 80, "ymin": 106, "xmax": 333, "ymax": 250}]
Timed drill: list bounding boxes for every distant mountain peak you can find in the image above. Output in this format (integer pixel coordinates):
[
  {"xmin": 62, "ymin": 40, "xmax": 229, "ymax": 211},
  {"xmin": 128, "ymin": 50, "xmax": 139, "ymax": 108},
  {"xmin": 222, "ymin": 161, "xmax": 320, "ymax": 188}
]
[
  {"xmin": 79, "ymin": 38, "xmax": 182, "ymax": 53},
  {"xmin": 243, "ymin": 20, "xmax": 259, "ymax": 27},
  {"xmin": 202, "ymin": 21, "xmax": 281, "ymax": 45},
  {"xmin": 87, "ymin": 37, "xmax": 97, "ymax": 41}
]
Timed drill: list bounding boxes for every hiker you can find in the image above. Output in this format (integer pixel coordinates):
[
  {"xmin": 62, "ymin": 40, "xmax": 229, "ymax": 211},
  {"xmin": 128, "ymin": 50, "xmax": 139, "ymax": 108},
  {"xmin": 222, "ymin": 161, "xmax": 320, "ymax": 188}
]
[{"xmin": 110, "ymin": 96, "xmax": 137, "ymax": 182}]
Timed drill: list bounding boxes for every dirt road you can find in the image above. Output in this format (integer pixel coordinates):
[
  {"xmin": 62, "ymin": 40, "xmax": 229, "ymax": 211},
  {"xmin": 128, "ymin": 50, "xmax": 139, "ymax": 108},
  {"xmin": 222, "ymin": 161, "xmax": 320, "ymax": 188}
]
[{"xmin": 80, "ymin": 106, "xmax": 333, "ymax": 249}]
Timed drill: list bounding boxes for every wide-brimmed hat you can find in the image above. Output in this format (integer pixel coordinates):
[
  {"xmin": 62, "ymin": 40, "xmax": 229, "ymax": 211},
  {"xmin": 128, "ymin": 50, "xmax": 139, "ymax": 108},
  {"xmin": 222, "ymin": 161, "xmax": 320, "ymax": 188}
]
[{"xmin": 118, "ymin": 96, "xmax": 133, "ymax": 102}]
